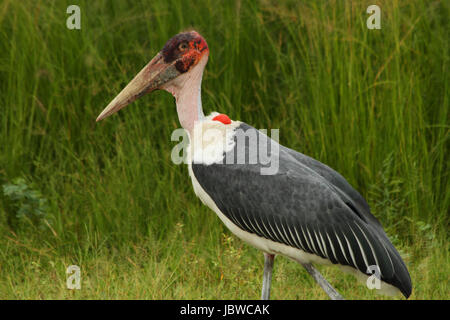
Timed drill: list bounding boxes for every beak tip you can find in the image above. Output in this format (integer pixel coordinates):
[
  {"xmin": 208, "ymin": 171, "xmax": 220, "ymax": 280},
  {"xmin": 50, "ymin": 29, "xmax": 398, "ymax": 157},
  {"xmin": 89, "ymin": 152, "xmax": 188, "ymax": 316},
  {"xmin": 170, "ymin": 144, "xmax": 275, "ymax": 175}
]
[
  {"xmin": 96, "ymin": 108, "xmax": 112, "ymax": 122},
  {"xmin": 95, "ymin": 114, "xmax": 104, "ymax": 122}
]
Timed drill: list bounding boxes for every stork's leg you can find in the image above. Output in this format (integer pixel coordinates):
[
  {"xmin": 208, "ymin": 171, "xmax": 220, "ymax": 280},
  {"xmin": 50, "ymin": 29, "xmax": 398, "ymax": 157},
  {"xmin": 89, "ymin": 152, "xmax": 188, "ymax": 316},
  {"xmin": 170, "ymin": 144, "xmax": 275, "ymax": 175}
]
[
  {"xmin": 300, "ymin": 262, "xmax": 345, "ymax": 300},
  {"xmin": 261, "ymin": 253, "xmax": 275, "ymax": 300}
]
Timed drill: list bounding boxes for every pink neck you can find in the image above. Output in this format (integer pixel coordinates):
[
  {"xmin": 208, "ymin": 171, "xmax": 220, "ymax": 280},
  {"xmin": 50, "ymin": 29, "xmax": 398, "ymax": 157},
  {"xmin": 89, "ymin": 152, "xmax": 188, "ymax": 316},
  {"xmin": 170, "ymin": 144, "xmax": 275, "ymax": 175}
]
[{"xmin": 162, "ymin": 56, "xmax": 208, "ymax": 135}]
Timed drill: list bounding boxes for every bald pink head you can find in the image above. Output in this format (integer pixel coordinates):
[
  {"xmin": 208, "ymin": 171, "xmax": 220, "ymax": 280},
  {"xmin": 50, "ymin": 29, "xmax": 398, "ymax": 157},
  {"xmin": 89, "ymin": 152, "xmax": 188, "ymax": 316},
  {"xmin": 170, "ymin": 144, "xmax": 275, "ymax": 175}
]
[{"xmin": 96, "ymin": 31, "xmax": 209, "ymax": 123}]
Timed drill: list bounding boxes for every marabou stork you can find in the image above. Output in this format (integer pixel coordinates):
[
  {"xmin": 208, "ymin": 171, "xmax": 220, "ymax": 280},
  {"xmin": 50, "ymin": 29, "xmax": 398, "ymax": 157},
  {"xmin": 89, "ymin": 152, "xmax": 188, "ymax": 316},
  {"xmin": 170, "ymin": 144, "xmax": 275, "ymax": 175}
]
[{"xmin": 96, "ymin": 31, "xmax": 412, "ymax": 299}]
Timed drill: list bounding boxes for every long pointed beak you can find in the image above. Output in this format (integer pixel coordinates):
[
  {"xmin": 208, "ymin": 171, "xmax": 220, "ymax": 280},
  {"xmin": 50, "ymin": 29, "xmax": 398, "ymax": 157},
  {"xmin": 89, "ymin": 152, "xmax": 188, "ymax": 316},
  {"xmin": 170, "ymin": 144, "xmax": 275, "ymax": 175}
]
[{"xmin": 96, "ymin": 52, "xmax": 179, "ymax": 122}]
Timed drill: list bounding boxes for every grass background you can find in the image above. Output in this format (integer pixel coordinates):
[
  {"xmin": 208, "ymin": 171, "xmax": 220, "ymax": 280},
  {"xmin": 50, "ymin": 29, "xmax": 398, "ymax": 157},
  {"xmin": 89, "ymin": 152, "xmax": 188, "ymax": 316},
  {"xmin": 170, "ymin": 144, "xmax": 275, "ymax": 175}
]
[{"xmin": 0, "ymin": 0, "xmax": 448, "ymax": 299}]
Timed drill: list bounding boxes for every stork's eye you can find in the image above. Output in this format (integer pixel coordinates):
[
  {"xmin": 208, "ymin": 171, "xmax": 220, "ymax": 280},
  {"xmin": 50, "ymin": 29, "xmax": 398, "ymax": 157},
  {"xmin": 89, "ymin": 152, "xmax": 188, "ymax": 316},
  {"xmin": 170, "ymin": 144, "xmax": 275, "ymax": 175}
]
[{"xmin": 178, "ymin": 42, "xmax": 189, "ymax": 51}]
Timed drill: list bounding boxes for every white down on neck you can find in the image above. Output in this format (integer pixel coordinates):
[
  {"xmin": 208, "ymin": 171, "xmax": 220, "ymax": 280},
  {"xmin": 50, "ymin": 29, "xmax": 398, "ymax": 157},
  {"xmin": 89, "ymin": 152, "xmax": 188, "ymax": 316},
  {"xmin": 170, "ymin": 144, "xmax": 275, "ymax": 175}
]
[{"xmin": 187, "ymin": 112, "xmax": 241, "ymax": 165}]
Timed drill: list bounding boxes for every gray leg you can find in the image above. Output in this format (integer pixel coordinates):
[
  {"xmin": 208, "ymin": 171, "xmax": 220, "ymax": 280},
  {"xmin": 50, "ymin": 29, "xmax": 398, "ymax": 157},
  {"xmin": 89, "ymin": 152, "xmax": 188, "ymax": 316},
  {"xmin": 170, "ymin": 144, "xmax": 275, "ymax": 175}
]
[
  {"xmin": 261, "ymin": 253, "xmax": 275, "ymax": 300},
  {"xmin": 300, "ymin": 262, "xmax": 345, "ymax": 300}
]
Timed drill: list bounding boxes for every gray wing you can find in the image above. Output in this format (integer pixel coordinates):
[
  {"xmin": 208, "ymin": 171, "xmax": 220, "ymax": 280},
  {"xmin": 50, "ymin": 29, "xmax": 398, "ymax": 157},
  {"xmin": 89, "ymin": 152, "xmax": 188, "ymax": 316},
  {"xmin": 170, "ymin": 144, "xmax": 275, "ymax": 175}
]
[
  {"xmin": 191, "ymin": 123, "xmax": 411, "ymax": 298},
  {"xmin": 280, "ymin": 144, "xmax": 385, "ymax": 233}
]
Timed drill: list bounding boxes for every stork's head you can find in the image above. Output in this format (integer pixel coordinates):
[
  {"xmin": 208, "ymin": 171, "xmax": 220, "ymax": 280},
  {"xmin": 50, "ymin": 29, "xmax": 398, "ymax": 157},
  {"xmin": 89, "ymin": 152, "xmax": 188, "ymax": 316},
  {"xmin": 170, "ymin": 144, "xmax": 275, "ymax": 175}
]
[{"xmin": 96, "ymin": 31, "xmax": 209, "ymax": 121}]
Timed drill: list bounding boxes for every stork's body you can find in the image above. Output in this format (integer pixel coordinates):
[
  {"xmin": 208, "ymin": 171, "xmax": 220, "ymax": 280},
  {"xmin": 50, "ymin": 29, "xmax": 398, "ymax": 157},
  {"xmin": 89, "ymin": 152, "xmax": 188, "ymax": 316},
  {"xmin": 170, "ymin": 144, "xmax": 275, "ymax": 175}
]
[{"xmin": 96, "ymin": 31, "xmax": 412, "ymax": 299}]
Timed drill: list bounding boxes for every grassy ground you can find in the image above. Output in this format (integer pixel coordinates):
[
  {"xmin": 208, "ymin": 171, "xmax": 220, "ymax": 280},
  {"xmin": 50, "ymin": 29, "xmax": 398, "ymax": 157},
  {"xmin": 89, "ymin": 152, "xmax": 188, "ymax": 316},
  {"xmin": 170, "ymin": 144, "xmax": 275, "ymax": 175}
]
[{"xmin": 0, "ymin": 0, "xmax": 448, "ymax": 299}]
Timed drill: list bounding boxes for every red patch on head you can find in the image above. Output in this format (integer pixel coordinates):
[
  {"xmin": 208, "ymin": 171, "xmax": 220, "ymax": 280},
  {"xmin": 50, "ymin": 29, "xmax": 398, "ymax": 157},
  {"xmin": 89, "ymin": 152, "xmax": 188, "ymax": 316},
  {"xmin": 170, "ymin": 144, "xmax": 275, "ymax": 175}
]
[
  {"xmin": 162, "ymin": 31, "xmax": 209, "ymax": 73},
  {"xmin": 212, "ymin": 114, "xmax": 231, "ymax": 125},
  {"xmin": 192, "ymin": 34, "xmax": 208, "ymax": 53}
]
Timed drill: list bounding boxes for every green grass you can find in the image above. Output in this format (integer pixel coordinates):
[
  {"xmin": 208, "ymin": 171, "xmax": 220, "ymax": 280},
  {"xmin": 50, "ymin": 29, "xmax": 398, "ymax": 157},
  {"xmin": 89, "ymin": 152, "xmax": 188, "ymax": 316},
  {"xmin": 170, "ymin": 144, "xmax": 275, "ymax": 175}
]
[{"xmin": 0, "ymin": 0, "xmax": 448, "ymax": 299}]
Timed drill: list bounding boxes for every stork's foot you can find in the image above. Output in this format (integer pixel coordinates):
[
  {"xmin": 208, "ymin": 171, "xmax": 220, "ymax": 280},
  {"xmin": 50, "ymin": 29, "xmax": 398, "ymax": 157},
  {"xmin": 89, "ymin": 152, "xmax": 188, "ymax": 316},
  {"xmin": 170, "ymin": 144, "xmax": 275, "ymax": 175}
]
[
  {"xmin": 300, "ymin": 262, "xmax": 345, "ymax": 300},
  {"xmin": 261, "ymin": 253, "xmax": 274, "ymax": 300}
]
